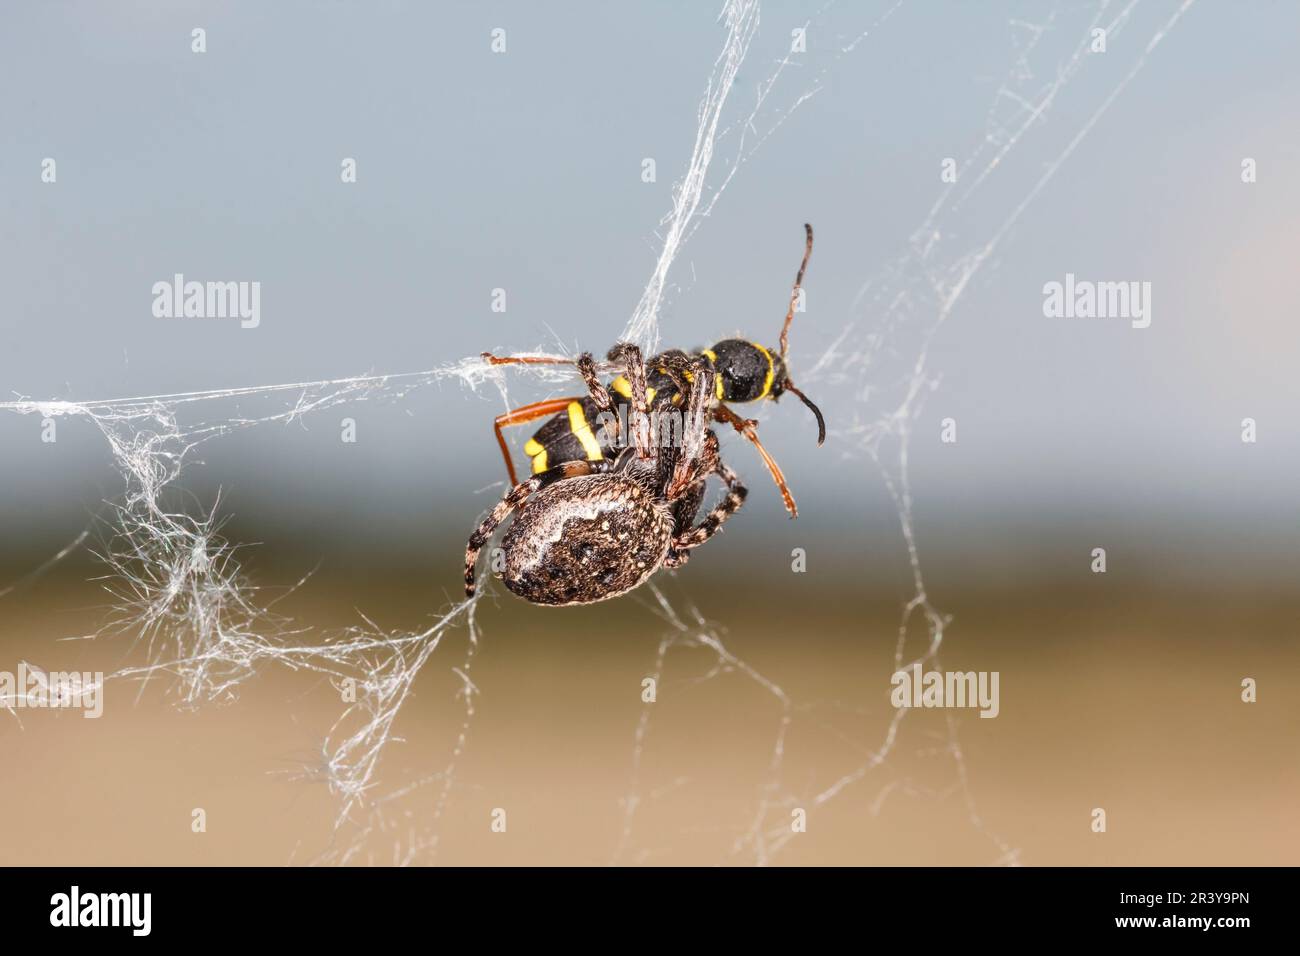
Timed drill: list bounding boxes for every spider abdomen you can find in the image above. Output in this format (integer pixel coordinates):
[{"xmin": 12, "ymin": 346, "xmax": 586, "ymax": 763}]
[{"xmin": 500, "ymin": 474, "xmax": 673, "ymax": 606}]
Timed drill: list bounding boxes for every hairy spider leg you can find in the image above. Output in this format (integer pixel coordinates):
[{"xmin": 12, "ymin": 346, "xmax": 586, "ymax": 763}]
[
  {"xmin": 664, "ymin": 432, "xmax": 748, "ymax": 569},
  {"xmin": 464, "ymin": 460, "xmax": 599, "ymax": 597}
]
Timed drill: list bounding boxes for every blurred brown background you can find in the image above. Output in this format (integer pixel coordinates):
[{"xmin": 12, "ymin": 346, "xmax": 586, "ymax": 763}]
[{"xmin": 3, "ymin": 526, "xmax": 1296, "ymax": 866}]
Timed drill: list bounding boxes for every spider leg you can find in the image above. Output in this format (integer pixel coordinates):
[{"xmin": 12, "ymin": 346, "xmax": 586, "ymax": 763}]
[
  {"xmin": 464, "ymin": 460, "xmax": 596, "ymax": 597},
  {"xmin": 606, "ymin": 343, "xmax": 652, "ymax": 460},
  {"xmin": 665, "ymin": 451, "xmax": 747, "ymax": 568},
  {"xmin": 651, "ymin": 349, "xmax": 696, "ymax": 397},
  {"xmin": 575, "ymin": 352, "xmax": 614, "ymax": 412},
  {"xmin": 668, "ymin": 360, "xmax": 717, "ymax": 500},
  {"xmin": 713, "ymin": 402, "xmax": 798, "ymax": 518}
]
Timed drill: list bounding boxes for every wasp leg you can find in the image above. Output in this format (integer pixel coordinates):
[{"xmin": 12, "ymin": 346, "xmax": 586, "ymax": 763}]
[
  {"xmin": 713, "ymin": 403, "xmax": 798, "ymax": 518},
  {"xmin": 481, "ymin": 352, "xmax": 577, "ymax": 367},
  {"xmin": 480, "ymin": 350, "xmax": 613, "ymax": 408},
  {"xmin": 464, "ymin": 460, "xmax": 597, "ymax": 597},
  {"xmin": 653, "ymin": 349, "xmax": 697, "ymax": 397},
  {"xmin": 492, "ymin": 397, "xmax": 582, "ymax": 486}
]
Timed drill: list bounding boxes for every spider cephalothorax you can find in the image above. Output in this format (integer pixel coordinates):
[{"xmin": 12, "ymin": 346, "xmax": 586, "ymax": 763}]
[
  {"xmin": 465, "ymin": 361, "xmax": 746, "ymax": 605},
  {"xmin": 482, "ymin": 223, "xmax": 824, "ymax": 517}
]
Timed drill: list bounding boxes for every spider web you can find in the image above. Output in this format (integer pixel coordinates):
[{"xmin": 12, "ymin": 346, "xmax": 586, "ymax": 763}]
[
  {"xmin": 617, "ymin": 0, "xmax": 1194, "ymax": 867},
  {"xmin": 0, "ymin": 0, "xmax": 1194, "ymax": 865}
]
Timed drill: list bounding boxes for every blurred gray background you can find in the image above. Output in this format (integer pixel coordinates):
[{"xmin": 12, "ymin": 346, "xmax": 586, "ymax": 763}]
[{"xmin": 2, "ymin": 0, "xmax": 1298, "ymax": 586}]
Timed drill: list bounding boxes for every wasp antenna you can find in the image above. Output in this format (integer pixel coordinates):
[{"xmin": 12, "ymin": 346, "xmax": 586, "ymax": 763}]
[
  {"xmin": 779, "ymin": 223, "xmax": 814, "ymax": 360},
  {"xmin": 783, "ymin": 382, "xmax": 825, "ymax": 446}
]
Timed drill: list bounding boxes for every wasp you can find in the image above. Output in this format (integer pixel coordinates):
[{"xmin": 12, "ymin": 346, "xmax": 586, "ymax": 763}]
[{"xmin": 480, "ymin": 223, "xmax": 824, "ymax": 518}]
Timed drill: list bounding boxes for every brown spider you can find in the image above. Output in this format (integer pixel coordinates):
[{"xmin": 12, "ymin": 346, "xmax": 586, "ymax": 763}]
[{"xmin": 464, "ymin": 352, "xmax": 746, "ymax": 605}]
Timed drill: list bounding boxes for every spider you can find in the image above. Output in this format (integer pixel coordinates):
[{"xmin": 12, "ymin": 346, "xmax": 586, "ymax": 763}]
[
  {"xmin": 464, "ymin": 353, "xmax": 746, "ymax": 605},
  {"xmin": 480, "ymin": 223, "xmax": 824, "ymax": 518}
]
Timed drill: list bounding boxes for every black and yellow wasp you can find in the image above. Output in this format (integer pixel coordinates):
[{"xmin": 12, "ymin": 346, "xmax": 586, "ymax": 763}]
[{"xmin": 482, "ymin": 224, "xmax": 825, "ymax": 517}]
